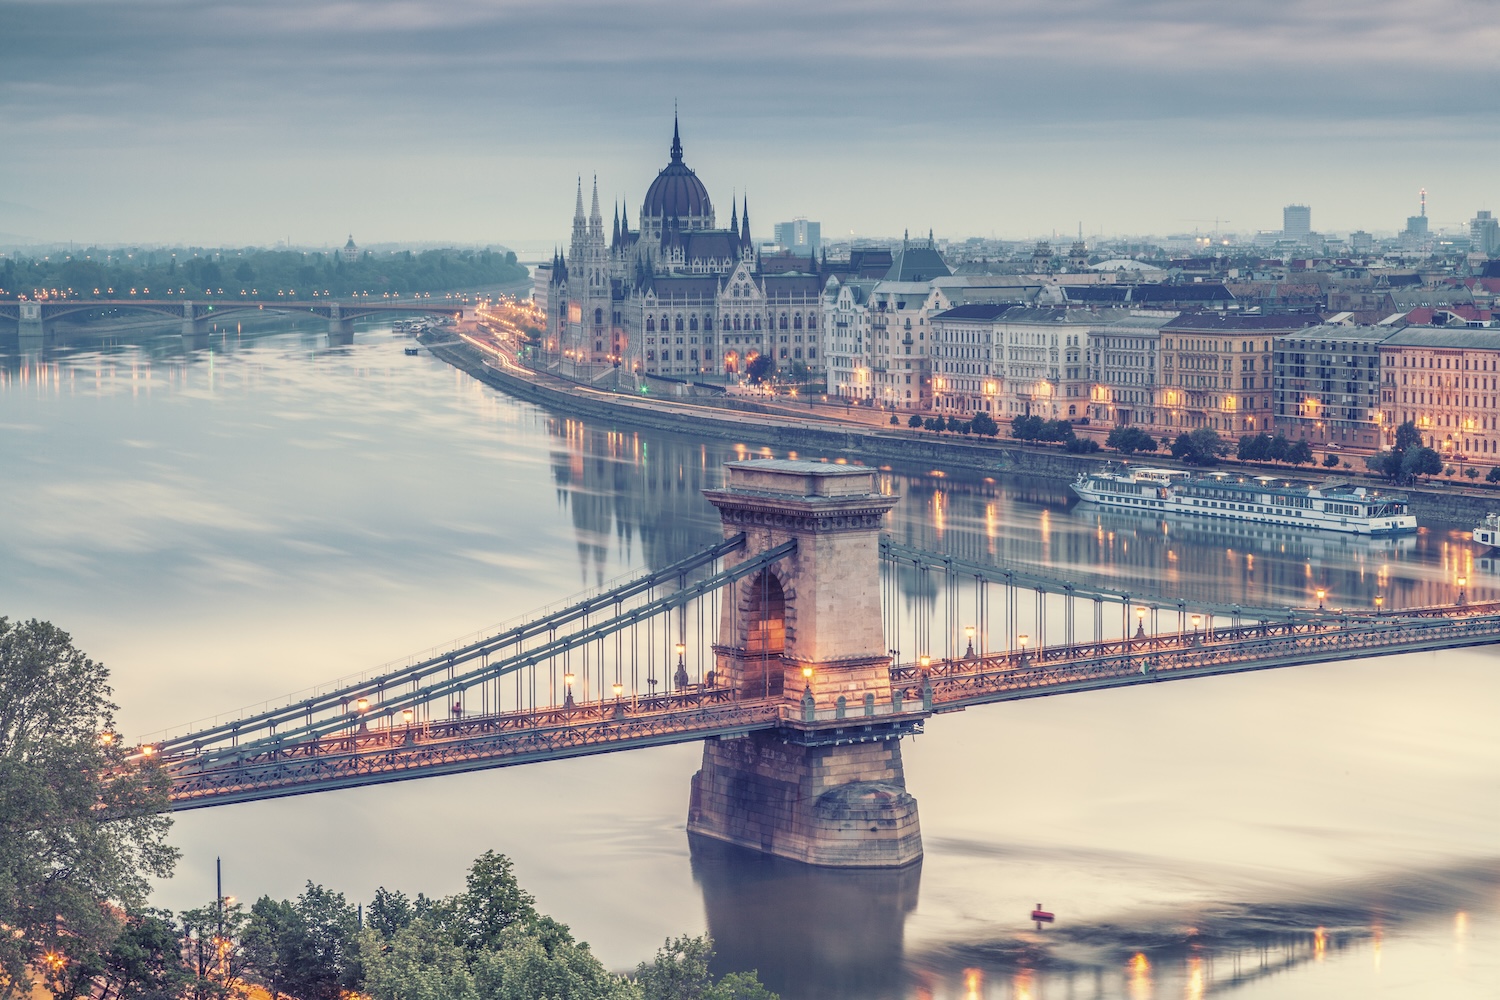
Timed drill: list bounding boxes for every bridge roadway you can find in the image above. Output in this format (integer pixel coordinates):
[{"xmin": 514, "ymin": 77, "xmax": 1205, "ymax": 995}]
[{"xmin": 161, "ymin": 598, "xmax": 1500, "ymax": 809}]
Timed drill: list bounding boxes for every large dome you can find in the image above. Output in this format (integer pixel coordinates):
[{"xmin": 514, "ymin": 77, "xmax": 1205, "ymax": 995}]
[{"xmin": 641, "ymin": 119, "xmax": 713, "ymax": 228}]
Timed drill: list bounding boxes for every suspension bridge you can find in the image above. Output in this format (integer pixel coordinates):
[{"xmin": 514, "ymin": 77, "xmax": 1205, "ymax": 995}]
[
  {"xmin": 133, "ymin": 460, "xmax": 1500, "ymax": 867},
  {"xmin": 1, "ymin": 298, "xmax": 462, "ymax": 337}
]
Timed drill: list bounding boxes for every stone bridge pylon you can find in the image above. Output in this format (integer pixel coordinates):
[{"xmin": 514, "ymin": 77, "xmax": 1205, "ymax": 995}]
[{"xmin": 688, "ymin": 460, "xmax": 923, "ymax": 867}]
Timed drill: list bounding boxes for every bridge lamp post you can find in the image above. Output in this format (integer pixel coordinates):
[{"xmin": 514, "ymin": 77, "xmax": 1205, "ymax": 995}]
[
  {"xmin": 1135, "ymin": 606, "xmax": 1147, "ymax": 640},
  {"xmin": 674, "ymin": 643, "xmax": 689, "ymax": 691},
  {"xmin": 355, "ymin": 697, "xmax": 370, "ymax": 732},
  {"xmin": 1457, "ymin": 575, "xmax": 1467, "ymax": 607},
  {"xmin": 1017, "ymin": 634, "xmax": 1029, "ymax": 666},
  {"xmin": 1374, "ymin": 594, "xmax": 1385, "ymax": 615},
  {"xmin": 1316, "ymin": 588, "xmax": 1326, "ymax": 611},
  {"xmin": 964, "ymin": 625, "xmax": 976, "ymax": 660},
  {"xmin": 563, "ymin": 671, "xmax": 575, "ymax": 709},
  {"xmin": 1190, "ymin": 615, "xmax": 1202, "ymax": 645}
]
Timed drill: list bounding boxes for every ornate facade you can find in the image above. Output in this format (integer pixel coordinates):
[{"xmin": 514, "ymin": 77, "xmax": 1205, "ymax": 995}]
[{"xmin": 544, "ymin": 119, "xmax": 823, "ymax": 379}]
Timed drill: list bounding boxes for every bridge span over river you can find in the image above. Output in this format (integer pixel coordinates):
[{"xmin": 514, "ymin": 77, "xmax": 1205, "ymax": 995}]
[
  {"xmin": 133, "ymin": 460, "xmax": 1500, "ymax": 867},
  {"xmin": 0, "ymin": 297, "xmax": 463, "ymax": 337}
]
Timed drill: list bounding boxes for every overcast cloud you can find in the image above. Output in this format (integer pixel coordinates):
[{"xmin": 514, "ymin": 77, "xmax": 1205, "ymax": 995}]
[{"xmin": 2, "ymin": 0, "xmax": 1497, "ymax": 247}]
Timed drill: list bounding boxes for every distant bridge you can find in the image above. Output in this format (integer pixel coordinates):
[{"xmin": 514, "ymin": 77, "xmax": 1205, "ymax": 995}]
[
  {"xmin": 132, "ymin": 460, "xmax": 1498, "ymax": 867},
  {"xmin": 0, "ymin": 298, "xmax": 464, "ymax": 336}
]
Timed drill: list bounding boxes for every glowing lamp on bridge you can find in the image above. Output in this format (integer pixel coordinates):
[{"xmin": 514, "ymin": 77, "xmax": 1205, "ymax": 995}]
[
  {"xmin": 1457, "ymin": 575, "xmax": 1467, "ymax": 606},
  {"xmin": 355, "ymin": 697, "xmax": 370, "ymax": 714},
  {"xmin": 402, "ymin": 708, "xmax": 414, "ymax": 724},
  {"xmin": 964, "ymin": 625, "xmax": 976, "ymax": 659},
  {"xmin": 1374, "ymin": 594, "xmax": 1385, "ymax": 614},
  {"xmin": 1135, "ymin": 606, "xmax": 1147, "ymax": 638},
  {"xmin": 1316, "ymin": 588, "xmax": 1326, "ymax": 609},
  {"xmin": 563, "ymin": 671, "xmax": 575, "ymax": 689},
  {"xmin": 918, "ymin": 655, "xmax": 931, "ymax": 671}
]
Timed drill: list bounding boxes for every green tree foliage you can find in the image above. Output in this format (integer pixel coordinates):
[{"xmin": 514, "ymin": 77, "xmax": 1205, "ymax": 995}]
[
  {"xmin": 57, "ymin": 910, "xmax": 191, "ymax": 1000},
  {"xmin": 746, "ymin": 354, "xmax": 775, "ymax": 384},
  {"xmin": 1287, "ymin": 440, "xmax": 1314, "ymax": 466},
  {"xmin": 923, "ymin": 417, "xmax": 944, "ymax": 432},
  {"xmin": 1366, "ymin": 421, "xmax": 1442, "ymax": 484},
  {"xmin": 1170, "ymin": 428, "xmax": 1229, "ymax": 466},
  {"xmin": 634, "ymin": 936, "xmax": 776, "ymax": 1000},
  {"xmin": 969, "ymin": 411, "xmax": 999, "ymax": 437},
  {"xmin": 1106, "ymin": 426, "xmax": 1157, "ymax": 455},
  {"xmin": 1010, "ymin": 416, "xmax": 1075, "ymax": 442},
  {"xmin": 1486, "ymin": 466, "xmax": 1500, "ymax": 484},
  {"xmin": 1323, "ymin": 452, "xmax": 1341, "ymax": 468},
  {"xmin": 0, "ymin": 619, "xmax": 176, "ymax": 1000},
  {"xmin": 241, "ymin": 885, "xmax": 360, "ymax": 1000},
  {"xmin": 1064, "ymin": 437, "xmax": 1101, "ymax": 453}
]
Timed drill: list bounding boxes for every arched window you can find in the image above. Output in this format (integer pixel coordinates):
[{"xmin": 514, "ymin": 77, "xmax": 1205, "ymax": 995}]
[
  {"xmin": 594, "ymin": 308, "xmax": 603, "ymax": 325},
  {"xmin": 675, "ymin": 316, "xmax": 684, "ymax": 332},
  {"xmin": 734, "ymin": 315, "xmax": 742, "ymax": 331},
  {"xmin": 646, "ymin": 317, "xmax": 655, "ymax": 332},
  {"xmin": 808, "ymin": 315, "xmax": 816, "ymax": 330},
  {"xmin": 689, "ymin": 315, "xmax": 698, "ymax": 332},
  {"xmin": 704, "ymin": 314, "xmax": 713, "ymax": 332},
  {"xmin": 753, "ymin": 315, "xmax": 762, "ymax": 330},
  {"xmin": 660, "ymin": 315, "xmax": 669, "ymax": 332},
  {"xmin": 779, "ymin": 314, "xmax": 788, "ymax": 331},
  {"xmin": 793, "ymin": 314, "xmax": 803, "ymax": 331}
]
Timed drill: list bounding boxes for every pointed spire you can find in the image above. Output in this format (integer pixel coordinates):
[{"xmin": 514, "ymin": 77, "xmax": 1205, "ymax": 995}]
[
  {"xmin": 729, "ymin": 190, "xmax": 738, "ymax": 236},
  {"xmin": 621, "ymin": 197, "xmax": 630, "ymax": 233},
  {"xmin": 574, "ymin": 178, "xmax": 584, "ymax": 221},
  {"xmin": 670, "ymin": 111, "xmax": 683, "ymax": 163},
  {"xmin": 929, "ymin": 228, "xmax": 934, "ymax": 245},
  {"xmin": 740, "ymin": 194, "xmax": 750, "ymax": 244},
  {"xmin": 612, "ymin": 203, "xmax": 620, "ymax": 247},
  {"xmin": 589, "ymin": 175, "xmax": 601, "ymax": 222}
]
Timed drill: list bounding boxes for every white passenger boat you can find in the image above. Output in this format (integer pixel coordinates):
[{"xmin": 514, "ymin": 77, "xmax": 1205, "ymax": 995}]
[
  {"xmin": 1473, "ymin": 513, "xmax": 1500, "ymax": 549},
  {"xmin": 1070, "ymin": 466, "xmax": 1417, "ymax": 536}
]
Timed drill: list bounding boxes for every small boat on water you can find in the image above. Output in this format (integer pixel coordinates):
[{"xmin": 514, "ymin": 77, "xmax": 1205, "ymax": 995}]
[
  {"xmin": 1071, "ymin": 466, "xmax": 1417, "ymax": 536},
  {"xmin": 403, "ymin": 346, "xmax": 420, "ymax": 356},
  {"xmin": 1474, "ymin": 513, "xmax": 1500, "ymax": 549}
]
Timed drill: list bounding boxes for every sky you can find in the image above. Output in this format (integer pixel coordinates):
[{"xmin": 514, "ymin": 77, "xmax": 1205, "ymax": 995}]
[{"xmin": 2, "ymin": 0, "xmax": 1498, "ymax": 250}]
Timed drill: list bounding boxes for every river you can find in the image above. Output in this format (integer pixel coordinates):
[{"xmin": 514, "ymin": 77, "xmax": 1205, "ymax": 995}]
[{"xmin": 2, "ymin": 319, "xmax": 1497, "ymax": 999}]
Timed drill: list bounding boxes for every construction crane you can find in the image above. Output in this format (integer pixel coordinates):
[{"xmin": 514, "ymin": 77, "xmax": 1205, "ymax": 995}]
[{"xmin": 1179, "ymin": 218, "xmax": 1232, "ymax": 240}]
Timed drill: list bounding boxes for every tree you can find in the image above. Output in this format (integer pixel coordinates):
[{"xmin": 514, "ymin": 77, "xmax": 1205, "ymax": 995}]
[
  {"xmin": 635, "ymin": 935, "xmax": 776, "ymax": 1000},
  {"xmin": 1010, "ymin": 414, "xmax": 1043, "ymax": 440},
  {"xmin": 1108, "ymin": 426, "xmax": 1158, "ymax": 455},
  {"xmin": 1368, "ymin": 421, "xmax": 1435, "ymax": 484},
  {"xmin": 0, "ymin": 619, "xmax": 176, "ymax": 1000},
  {"xmin": 454, "ymin": 852, "xmax": 536, "ymax": 952},
  {"xmin": 1465, "ymin": 466, "xmax": 1480, "ymax": 479},
  {"xmin": 1486, "ymin": 467, "xmax": 1500, "ymax": 484},
  {"xmin": 1170, "ymin": 428, "xmax": 1229, "ymax": 466},
  {"xmin": 970, "ymin": 411, "xmax": 999, "ymax": 437},
  {"xmin": 1287, "ymin": 440, "xmax": 1314, "ymax": 466},
  {"xmin": 367, "ymin": 888, "xmax": 414, "ymax": 939},
  {"xmin": 945, "ymin": 415, "xmax": 964, "ymax": 433},
  {"xmin": 1236, "ymin": 433, "xmax": 1270, "ymax": 461},
  {"xmin": 745, "ymin": 355, "xmax": 774, "ymax": 384},
  {"xmin": 1323, "ymin": 452, "xmax": 1341, "ymax": 468},
  {"xmin": 923, "ymin": 417, "xmax": 943, "ymax": 432},
  {"xmin": 1065, "ymin": 437, "xmax": 1101, "ymax": 453},
  {"xmin": 1266, "ymin": 434, "xmax": 1292, "ymax": 464}
]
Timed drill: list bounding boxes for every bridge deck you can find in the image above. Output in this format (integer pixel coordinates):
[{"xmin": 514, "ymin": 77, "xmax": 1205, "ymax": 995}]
[{"xmin": 157, "ymin": 601, "xmax": 1500, "ymax": 809}]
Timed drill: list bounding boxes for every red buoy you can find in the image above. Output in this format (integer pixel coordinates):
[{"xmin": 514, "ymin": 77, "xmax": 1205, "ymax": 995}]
[{"xmin": 1031, "ymin": 903, "xmax": 1055, "ymax": 929}]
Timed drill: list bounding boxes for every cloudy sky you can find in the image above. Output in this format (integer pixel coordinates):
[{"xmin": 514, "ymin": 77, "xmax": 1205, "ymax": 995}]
[{"xmin": 3, "ymin": 0, "xmax": 1497, "ymax": 249}]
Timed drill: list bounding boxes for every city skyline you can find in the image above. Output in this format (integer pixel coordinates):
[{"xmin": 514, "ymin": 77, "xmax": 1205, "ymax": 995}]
[{"xmin": 3, "ymin": 0, "xmax": 1496, "ymax": 246}]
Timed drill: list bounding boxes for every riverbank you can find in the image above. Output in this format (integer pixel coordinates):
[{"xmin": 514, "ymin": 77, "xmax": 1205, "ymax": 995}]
[{"xmin": 424, "ymin": 333, "xmax": 1497, "ymax": 527}]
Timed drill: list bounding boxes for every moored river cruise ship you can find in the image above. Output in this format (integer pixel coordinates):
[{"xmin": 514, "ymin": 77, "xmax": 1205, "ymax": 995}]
[{"xmin": 1071, "ymin": 467, "xmax": 1418, "ymax": 535}]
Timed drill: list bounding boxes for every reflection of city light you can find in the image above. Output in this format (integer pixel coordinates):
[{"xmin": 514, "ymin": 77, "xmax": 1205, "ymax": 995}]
[
  {"xmin": 1127, "ymin": 953, "xmax": 1150, "ymax": 1000},
  {"xmin": 1012, "ymin": 968, "xmax": 1033, "ymax": 1000},
  {"xmin": 1456, "ymin": 911, "xmax": 1469, "ymax": 950},
  {"xmin": 1314, "ymin": 926, "xmax": 1327, "ymax": 960},
  {"xmin": 962, "ymin": 968, "xmax": 981, "ymax": 1000},
  {"xmin": 1186, "ymin": 956, "xmax": 1204, "ymax": 1000},
  {"xmin": 1373, "ymin": 924, "xmax": 1383, "ymax": 972}
]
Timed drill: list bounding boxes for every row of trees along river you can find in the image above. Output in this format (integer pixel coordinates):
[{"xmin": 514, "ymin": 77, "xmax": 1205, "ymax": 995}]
[
  {"xmin": 0, "ymin": 616, "xmax": 774, "ymax": 1000},
  {"xmin": 0, "ymin": 247, "xmax": 530, "ymax": 300}
]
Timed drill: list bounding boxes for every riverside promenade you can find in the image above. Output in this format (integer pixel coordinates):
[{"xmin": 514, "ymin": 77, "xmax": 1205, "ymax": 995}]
[{"xmin": 421, "ymin": 328, "xmax": 1498, "ymax": 525}]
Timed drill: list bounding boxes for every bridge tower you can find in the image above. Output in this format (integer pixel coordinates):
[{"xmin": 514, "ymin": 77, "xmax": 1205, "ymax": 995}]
[{"xmin": 689, "ymin": 459, "xmax": 922, "ymax": 867}]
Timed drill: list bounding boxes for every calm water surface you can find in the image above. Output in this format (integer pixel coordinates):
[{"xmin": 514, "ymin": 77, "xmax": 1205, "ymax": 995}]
[{"xmin": 2, "ymin": 322, "xmax": 1497, "ymax": 999}]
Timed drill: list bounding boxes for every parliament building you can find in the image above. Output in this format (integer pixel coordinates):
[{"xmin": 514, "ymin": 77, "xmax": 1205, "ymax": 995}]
[{"xmin": 543, "ymin": 119, "xmax": 822, "ymax": 379}]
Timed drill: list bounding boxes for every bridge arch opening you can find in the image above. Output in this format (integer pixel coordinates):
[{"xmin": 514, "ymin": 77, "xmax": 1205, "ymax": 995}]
[{"xmin": 745, "ymin": 569, "xmax": 785, "ymax": 656}]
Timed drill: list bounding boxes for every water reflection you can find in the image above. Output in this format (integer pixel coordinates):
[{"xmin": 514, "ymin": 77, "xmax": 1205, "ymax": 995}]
[
  {"xmin": 3, "ymin": 323, "xmax": 1498, "ymax": 997},
  {"xmin": 690, "ymin": 836, "xmax": 920, "ymax": 1000}
]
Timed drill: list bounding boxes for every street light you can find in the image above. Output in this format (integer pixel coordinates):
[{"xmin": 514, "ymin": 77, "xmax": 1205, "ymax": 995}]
[
  {"xmin": 1316, "ymin": 588, "xmax": 1326, "ymax": 610},
  {"xmin": 919, "ymin": 654, "xmax": 931, "ymax": 671},
  {"xmin": 1017, "ymin": 634, "xmax": 1029, "ymax": 665},
  {"xmin": 1135, "ymin": 606, "xmax": 1147, "ymax": 639},
  {"xmin": 562, "ymin": 670, "xmax": 575, "ymax": 708},
  {"xmin": 1374, "ymin": 594, "xmax": 1385, "ymax": 615},
  {"xmin": 1190, "ymin": 614, "xmax": 1202, "ymax": 644},
  {"xmin": 964, "ymin": 625, "xmax": 976, "ymax": 659},
  {"xmin": 1457, "ymin": 575, "xmax": 1467, "ymax": 607}
]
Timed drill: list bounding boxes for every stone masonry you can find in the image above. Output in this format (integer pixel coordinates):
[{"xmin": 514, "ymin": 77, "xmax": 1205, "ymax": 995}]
[{"xmin": 688, "ymin": 459, "xmax": 922, "ymax": 867}]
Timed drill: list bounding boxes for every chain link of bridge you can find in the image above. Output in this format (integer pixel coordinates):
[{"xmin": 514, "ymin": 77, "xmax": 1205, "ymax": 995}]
[{"xmin": 133, "ymin": 460, "xmax": 1500, "ymax": 868}]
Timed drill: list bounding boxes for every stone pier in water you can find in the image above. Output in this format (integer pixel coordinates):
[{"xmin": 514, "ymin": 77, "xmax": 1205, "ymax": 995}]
[{"xmin": 688, "ymin": 459, "xmax": 923, "ymax": 868}]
